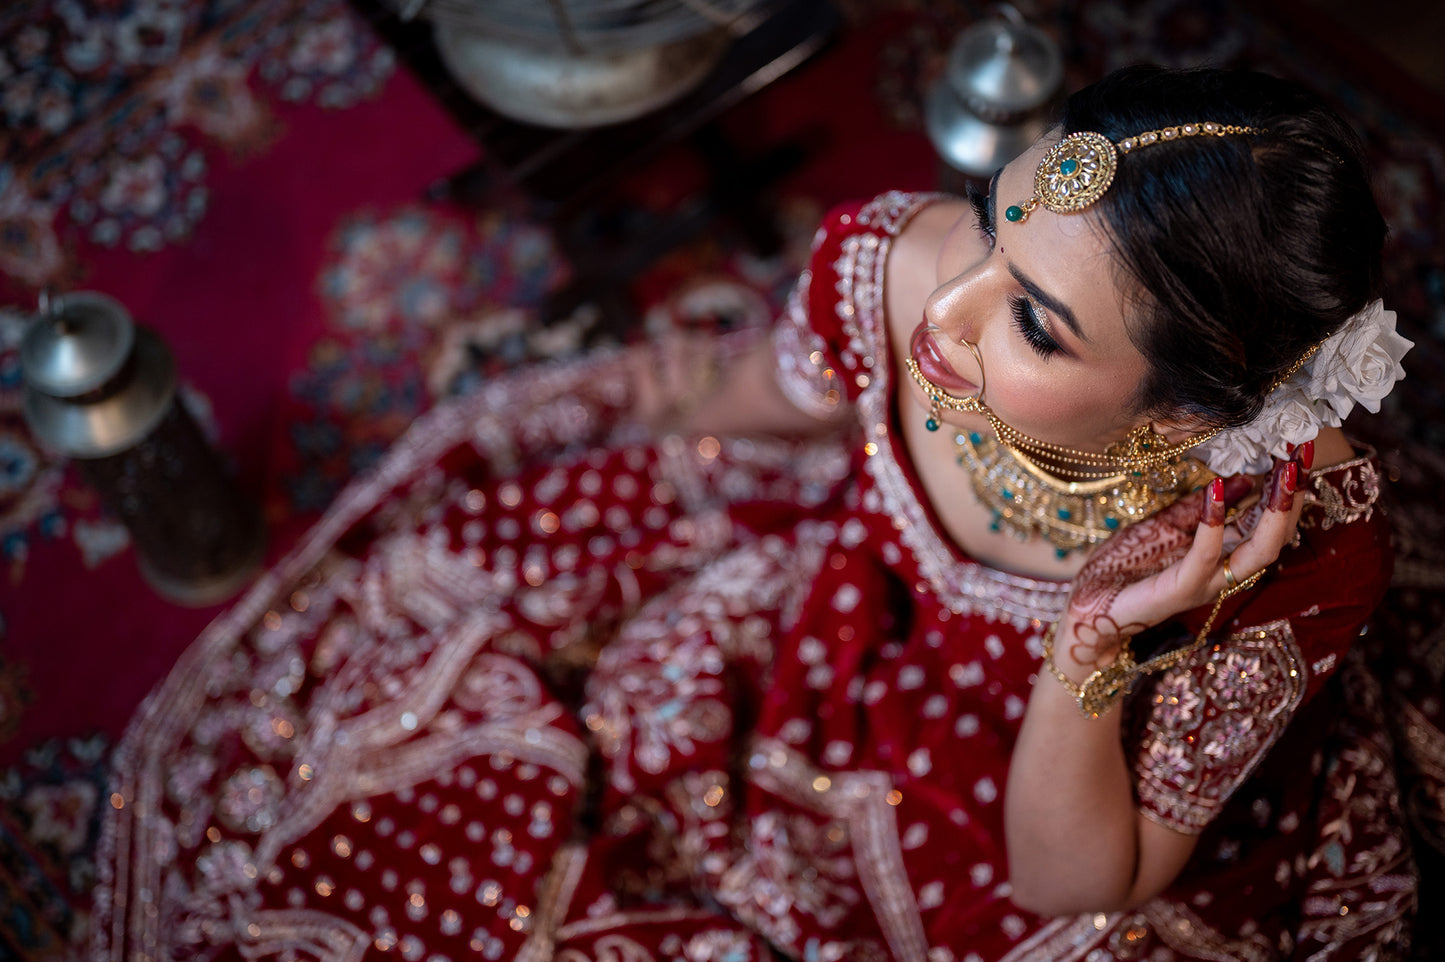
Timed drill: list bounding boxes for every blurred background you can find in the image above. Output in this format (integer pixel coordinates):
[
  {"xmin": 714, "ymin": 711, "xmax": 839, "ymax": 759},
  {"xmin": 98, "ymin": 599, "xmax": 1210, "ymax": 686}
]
[{"xmin": 0, "ymin": 0, "xmax": 1441, "ymax": 956}]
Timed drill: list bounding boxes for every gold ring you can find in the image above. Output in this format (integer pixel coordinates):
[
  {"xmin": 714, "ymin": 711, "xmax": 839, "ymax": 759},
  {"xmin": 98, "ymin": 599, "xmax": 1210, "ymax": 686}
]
[{"xmin": 1223, "ymin": 559, "xmax": 1239, "ymax": 591}]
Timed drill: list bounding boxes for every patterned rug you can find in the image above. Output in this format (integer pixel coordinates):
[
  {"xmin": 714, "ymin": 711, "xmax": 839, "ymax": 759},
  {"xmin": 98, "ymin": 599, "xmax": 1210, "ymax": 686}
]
[{"xmin": 0, "ymin": 0, "xmax": 1440, "ymax": 957}]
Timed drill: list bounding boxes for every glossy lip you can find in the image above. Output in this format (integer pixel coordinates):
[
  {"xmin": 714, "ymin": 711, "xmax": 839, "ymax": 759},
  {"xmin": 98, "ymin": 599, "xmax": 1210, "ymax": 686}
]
[{"xmin": 909, "ymin": 321, "xmax": 978, "ymax": 395}]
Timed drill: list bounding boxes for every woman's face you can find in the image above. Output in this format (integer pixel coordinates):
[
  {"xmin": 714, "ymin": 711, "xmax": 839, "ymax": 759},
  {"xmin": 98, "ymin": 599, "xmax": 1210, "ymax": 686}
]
[{"xmin": 912, "ymin": 138, "xmax": 1155, "ymax": 451}]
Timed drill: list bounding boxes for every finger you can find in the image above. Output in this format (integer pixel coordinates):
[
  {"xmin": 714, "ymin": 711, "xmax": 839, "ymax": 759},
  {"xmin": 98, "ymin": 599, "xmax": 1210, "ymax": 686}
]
[
  {"xmin": 1214, "ymin": 474, "xmax": 1258, "ymax": 552},
  {"xmin": 1129, "ymin": 477, "xmax": 1228, "ymax": 615},
  {"xmin": 1215, "ymin": 455, "xmax": 1307, "ymax": 591}
]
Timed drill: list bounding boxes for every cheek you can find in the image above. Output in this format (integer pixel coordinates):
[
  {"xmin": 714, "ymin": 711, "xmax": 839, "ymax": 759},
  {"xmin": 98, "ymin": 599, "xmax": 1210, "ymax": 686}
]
[{"xmin": 982, "ymin": 353, "xmax": 1142, "ymax": 440}]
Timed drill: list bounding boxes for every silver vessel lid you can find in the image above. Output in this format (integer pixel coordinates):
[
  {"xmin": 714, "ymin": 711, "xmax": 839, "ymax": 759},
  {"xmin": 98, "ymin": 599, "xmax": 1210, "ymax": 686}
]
[
  {"xmin": 20, "ymin": 291, "xmax": 135, "ymax": 398},
  {"xmin": 945, "ymin": 4, "xmax": 1062, "ymax": 124},
  {"xmin": 19, "ymin": 291, "xmax": 176, "ymax": 458}
]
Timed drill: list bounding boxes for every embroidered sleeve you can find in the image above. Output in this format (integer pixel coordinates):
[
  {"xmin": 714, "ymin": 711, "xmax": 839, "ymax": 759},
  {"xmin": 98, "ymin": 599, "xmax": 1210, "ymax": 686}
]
[
  {"xmin": 1300, "ymin": 452, "xmax": 1382, "ymax": 530},
  {"xmin": 1130, "ymin": 619, "xmax": 1308, "ymax": 834},
  {"xmin": 772, "ymin": 192, "xmax": 942, "ymax": 418},
  {"xmin": 772, "ymin": 265, "xmax": 847, "ymax": 420},
  {"xmin": 1229, "ymin": 451, "xmax": 1384, "ymax": 540}
]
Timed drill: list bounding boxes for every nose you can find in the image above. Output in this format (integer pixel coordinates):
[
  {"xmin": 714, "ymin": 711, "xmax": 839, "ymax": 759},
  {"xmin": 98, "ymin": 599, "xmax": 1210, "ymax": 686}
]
[{"xmin": 923, "ymin": 267, "xmax": 985, "ymax": 344}]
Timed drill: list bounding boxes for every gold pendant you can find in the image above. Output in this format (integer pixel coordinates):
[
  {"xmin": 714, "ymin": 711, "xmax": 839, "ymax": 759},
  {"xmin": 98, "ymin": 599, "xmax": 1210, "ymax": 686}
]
[{"xmin": 954, "ymin": 429, "xmax": 1212, "ymax": 556}]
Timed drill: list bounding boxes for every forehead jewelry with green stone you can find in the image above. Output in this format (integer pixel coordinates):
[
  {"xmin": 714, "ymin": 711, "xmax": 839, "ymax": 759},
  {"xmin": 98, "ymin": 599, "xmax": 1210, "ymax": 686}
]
[{"xmin": 1004, "ymin": 122, "xmax": 1263, "ymax": 224}]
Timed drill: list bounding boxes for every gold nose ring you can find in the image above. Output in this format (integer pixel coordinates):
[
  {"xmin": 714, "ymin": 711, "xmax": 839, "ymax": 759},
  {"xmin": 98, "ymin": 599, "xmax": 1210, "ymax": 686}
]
[{"xmin": 960, "ymin": 338, "xmax": 986, "ymax": 403}]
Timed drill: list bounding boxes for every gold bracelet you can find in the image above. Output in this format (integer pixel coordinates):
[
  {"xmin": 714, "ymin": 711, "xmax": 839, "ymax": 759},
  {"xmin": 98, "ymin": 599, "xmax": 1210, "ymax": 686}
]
[
  {"xmin": 1043, "ymin": 568, "xmax": 1265, "ymax": 718},
  {"xmin": 1041, "ymin": 626, "xmax": 1139, "ymax": 718}
]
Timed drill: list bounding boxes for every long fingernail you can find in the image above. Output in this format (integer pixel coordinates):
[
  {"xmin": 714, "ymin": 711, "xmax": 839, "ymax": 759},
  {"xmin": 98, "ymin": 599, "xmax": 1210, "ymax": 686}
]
[
  {"xmin": 1298, "ymin": 440, "xmax": 1315, "ymax": 471},
  {"xmin": 1204, "ymin": 477, "xmax": 1226, "ymax": 527},
  {"xmin": 1269, "ymin": 461, "xmax": 1298, "ymax": 511},
  {"xmin": 1222, "ymin": 474, "xmax": 1253, "ymax": 505}
]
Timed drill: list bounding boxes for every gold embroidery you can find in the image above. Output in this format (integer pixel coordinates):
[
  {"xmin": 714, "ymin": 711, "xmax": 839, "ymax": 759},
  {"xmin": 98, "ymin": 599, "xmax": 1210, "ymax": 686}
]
[
  {"xmin": 1131, "ymin": 619, "xmax": 1307, "ymax": 833},
  {"xmin": 1301, "ymin": 451, "xmax": 1382, "ymax": 530},
  {"xmin": 746, "ymin": 736, "xmax": 928, "ymax": 962}
]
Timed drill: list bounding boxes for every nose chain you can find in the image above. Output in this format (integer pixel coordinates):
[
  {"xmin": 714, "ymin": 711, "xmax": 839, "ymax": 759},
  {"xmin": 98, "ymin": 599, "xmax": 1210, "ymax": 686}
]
[
  {"xmin": 904, "ymin": 355, "xmax": 1217, "ymax": 554},
  {"xmin": 904, "ymin": 356, "xmax": 1219, "ymax": 478}
]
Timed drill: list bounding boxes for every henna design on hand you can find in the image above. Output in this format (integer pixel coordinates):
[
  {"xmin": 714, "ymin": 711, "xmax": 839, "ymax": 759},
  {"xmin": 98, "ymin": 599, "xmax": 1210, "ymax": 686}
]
[
  {"xmin": 1068, "ymin": 612, "xmax": 1149, "ymax": 670},
  {"xmin": 1064, "ymin": 488, "xmax": 1205, "ymax": 664}
]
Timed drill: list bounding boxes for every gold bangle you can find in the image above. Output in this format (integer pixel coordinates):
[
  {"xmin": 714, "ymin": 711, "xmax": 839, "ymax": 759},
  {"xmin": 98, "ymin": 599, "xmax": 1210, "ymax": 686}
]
[
  {"xmin": 1043, "ymin": 567, "xmax": 1266, "ymax": 718},
  {"xmin": 1041, "ymin": 624, "xmax": 1138, "ymax": 718}
]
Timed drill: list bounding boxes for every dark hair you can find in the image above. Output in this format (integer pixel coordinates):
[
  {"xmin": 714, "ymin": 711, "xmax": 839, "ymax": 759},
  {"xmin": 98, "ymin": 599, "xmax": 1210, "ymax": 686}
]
[{"xmin": 1062, "ymin": 65, "xmax": 1386, "ymax": 428}]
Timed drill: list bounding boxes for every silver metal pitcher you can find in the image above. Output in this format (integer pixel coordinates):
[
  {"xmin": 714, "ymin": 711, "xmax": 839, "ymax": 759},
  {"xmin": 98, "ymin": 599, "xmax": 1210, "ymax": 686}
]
[
  {"xmin": 20, "ymin": 291, "xmax": 265, "ymax": 605},
  {"xmin": 925, "ymin": 3, "xmax": 1064, "ymax": 177}
]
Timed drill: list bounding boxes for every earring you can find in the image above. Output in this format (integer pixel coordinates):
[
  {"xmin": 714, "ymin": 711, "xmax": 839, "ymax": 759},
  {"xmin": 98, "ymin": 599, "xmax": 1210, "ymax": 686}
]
[{"xmin": 926, "ymin": 396, "xmax": 944, "ymax": 432}]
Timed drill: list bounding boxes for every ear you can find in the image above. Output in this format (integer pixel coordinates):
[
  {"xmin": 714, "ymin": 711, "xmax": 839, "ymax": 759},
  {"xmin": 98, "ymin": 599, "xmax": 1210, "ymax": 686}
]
[{"xmin": 1148, "ymin": 413, "xmax": 1215, "ymax": 446}]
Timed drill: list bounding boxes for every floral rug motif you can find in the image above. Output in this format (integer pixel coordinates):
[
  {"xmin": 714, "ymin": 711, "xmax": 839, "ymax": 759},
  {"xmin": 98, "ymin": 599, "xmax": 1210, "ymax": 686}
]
[
  {"xmin": 0, "ymin": 0, "xmax": 397, "ymax": 583},
  {"xmin": 0, "ymin": 735, "xmax": 109, "ymax": 960},
  {"xmin": 283, "ymin": 203, "xmax": 574, "ymax": 512},
  {"xmin": 0, "ymin": 0, "xmax": 394, "ymax": 287}
]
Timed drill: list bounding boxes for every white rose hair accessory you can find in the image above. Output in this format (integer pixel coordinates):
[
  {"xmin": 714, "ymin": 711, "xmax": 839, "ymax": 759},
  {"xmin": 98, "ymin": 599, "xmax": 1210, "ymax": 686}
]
[{"xmin": 1193, "ymin": 299, "xmax": 1413, "ymax": 476}]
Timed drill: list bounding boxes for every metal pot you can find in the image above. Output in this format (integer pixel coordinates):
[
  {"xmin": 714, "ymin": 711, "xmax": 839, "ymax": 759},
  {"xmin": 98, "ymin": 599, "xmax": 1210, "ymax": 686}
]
[
  {"xmin": 20, "ymin": 291, "xmax": 265, "ymax": 605},
  {"xmin": 434, "ymin": 23, "xmax": 731, "ymax": 129},
  {"xmin": 925, "ymin": 4, "xmax": 1064, "ymax": 177}
]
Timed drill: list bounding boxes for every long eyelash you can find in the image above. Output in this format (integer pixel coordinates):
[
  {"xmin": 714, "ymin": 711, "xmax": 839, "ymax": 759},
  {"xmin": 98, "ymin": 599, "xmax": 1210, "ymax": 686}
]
[
  {"xmin": 1010, "ymin": 295, "xmax": 1060, "ymax": 358},
  {"xmin": 965, "ymin": 183, "xmax": 995, "ymax": 241}
]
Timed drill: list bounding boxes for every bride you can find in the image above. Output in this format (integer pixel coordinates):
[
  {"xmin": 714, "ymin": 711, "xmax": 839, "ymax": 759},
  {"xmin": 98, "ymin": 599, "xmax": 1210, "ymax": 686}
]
[{"xmin": 94, "ymin": 65, "xmax": 1415, "ymax": 961}]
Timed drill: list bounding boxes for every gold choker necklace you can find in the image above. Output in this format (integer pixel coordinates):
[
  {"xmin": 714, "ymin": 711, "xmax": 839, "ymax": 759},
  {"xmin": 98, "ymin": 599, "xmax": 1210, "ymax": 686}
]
[
  {"xmin": 954, "ymin": 429, "xmax": 1213, "ymax": 556},
  {"xmin": 904, "ymin": 356, "xmax": 1215, "ymax": 554}
]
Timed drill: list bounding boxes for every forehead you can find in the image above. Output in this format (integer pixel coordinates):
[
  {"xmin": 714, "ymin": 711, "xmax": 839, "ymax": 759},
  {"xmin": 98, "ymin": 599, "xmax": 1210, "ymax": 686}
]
[{"xmin": 995, "ymin": 140, "xmax": 1144, "ymax": 360}]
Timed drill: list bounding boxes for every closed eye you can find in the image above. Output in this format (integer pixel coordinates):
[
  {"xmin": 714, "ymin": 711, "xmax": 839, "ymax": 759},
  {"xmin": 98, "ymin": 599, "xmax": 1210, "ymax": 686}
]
[
  {"xmin": 965, "ymin": 183, "xmax": 995, "ymax": 246},
  {"xmin": 971, "ymin": 171, "xmax": 1072, "ymax": 360},
  {"xmin": 1010, "ymin": 294, "xmax": 1062, "ymax": 358}
]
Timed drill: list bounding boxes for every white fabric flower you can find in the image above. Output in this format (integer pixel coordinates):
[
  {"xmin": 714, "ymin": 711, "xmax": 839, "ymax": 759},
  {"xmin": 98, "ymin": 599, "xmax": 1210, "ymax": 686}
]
[{"xmin": 1193, "ymin": 300, "xmax": 1411, "ymax": 476}]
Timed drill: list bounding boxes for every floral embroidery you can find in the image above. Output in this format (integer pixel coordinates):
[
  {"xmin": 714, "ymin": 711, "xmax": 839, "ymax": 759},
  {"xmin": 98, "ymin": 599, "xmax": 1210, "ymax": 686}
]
[
  {"xmin": 1132, "ymin": 620, "xmax": 1307, "ymax": 833},
  {"xmin": 1301, "ymin": 452, "xmax": 1383, "ymax": 530},
  {"xmin": 92, "ymin": 191, "xmax": 1415, "ymax": 962}
]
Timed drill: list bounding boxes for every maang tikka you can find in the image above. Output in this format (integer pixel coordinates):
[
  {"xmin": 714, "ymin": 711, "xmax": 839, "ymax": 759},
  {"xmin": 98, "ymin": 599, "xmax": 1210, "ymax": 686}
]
[
  {"xmin": 906, "ymin": 121, "xmax": 1262, "ymax": 553},
  {"xmin": 1004, "ymin": 122, "xmax": 1262, "ymax": 223}
]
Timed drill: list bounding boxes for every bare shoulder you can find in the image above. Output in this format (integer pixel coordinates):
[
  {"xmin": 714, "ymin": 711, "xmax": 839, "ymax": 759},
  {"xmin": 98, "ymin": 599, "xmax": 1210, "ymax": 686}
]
[
  {"xmin": 1310, "ymin": 425, "xmax": 1355, "ymax": 470},
  {"xmin": 890, "ymin": 198, "xmax": 969, "ymax": 283}
]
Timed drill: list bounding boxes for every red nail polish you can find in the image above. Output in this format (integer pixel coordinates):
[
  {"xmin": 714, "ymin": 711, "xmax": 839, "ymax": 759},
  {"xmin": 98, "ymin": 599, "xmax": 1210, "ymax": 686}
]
[
  {"xmin": 1285, "ymin": 442, "xmax": 1296, "ymax": 454},
  {"xmin": 1222, "ymin": 475, "xmax": 1253, "ymax": 505},
  {"xmin": 1298, "ymin": 440, "xmax": 1315, "ymax": 471},
  {"xmin": 1267, "ymin": 460, "xmax": 1298, "ymax": 512},
  {"xmin": 1204, "ymin": 477, "xmax": 1226, "ymax": 527}
]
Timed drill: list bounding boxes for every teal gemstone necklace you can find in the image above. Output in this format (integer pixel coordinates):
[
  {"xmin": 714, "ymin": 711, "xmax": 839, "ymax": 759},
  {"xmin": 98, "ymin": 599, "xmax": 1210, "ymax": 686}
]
[{"xmin": 952, "ymin": 429, "xmax": 1213, "ymax": 557}]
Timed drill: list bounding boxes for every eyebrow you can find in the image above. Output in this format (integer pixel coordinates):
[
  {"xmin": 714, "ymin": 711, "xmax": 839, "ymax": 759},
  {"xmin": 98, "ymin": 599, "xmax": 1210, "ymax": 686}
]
[
  {"xmin": 1010, "ymin": 263, "xmax": 1087, "ymax": 343},
  {"xmin": 990, "ymin": 168, "xmax": 1088, "ymax": 344}
]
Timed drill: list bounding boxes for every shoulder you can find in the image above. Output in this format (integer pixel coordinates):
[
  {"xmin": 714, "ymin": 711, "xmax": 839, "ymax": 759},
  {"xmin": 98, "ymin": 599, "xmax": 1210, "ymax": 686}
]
[
  {"xmin": 773, "ymin": 191, "xmax": 952, "ymax": 414},
  {"xmin": 1283, "ymin": 450, "xmax": 1392, "ymax": 604},
  {"xmin": 1225, "ymin": 449, "xmax": 1391, "ymax": 616},
  {"xmin": 809, "ymin": 191, "xmax": 957, "ymax": 257},
  {"xmin": 1222, "ymin": 449, "xmax": 1391, "ymax": 694}
]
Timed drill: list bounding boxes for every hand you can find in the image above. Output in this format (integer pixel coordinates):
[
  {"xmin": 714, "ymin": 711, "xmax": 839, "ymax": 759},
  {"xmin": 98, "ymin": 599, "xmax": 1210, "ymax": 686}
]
[{"xmin": 1057, "ymin": 442, "xmax": 1313, "ymax": 676}]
